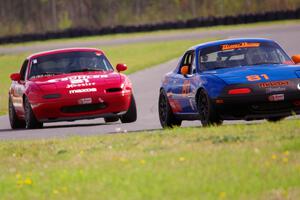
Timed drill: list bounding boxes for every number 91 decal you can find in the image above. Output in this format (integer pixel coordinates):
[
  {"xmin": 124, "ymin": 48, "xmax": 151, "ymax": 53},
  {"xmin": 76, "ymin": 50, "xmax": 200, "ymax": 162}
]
[
  {"xmin": 246, "ymin": 74, "xmax": 269, "ymax": 82},
  {"xmin": 182, "ymin": 80, "xmax": 190, "ymax": 96}
]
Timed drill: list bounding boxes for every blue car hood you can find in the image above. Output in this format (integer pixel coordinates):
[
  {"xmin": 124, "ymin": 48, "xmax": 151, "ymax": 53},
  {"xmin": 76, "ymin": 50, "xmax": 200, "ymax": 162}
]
[{"xmin": 204, "ymin": 64, "xmax": 300, "ymax": 85}]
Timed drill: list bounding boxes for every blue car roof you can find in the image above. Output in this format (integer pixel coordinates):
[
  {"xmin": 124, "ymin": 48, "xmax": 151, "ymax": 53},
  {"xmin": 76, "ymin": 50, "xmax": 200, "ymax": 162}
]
[{"xmin": 189, "ymin": 38, "xmax": 277, "ymax": 51}]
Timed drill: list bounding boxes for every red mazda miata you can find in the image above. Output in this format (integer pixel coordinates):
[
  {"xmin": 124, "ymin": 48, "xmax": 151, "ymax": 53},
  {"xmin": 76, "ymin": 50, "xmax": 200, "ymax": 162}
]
[{"xmin": 9, "ymin": 48, "xmax": 137, "ymax": 129}]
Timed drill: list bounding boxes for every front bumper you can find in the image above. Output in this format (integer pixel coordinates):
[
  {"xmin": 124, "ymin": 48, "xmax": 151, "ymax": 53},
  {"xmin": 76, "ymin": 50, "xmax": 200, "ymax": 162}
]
[
  {"xmin": 31, "ymin": 92, "xmax": 131, "ymax": 122},
  {"xmin": 214, "ymin": 79, "xmax": 300, "ymax": 120},
  {"xmin": 215, "ymin": 100, "xmax": 300, "ymax": 120}
]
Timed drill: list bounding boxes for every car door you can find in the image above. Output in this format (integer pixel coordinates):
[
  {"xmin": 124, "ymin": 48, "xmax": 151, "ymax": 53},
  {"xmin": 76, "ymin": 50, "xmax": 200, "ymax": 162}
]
[
  {"xmin": 171, "ymin": 51, "xmax": 198, "ymax": 113},
  {"xmin": 11, "ymin": 59, "xmax": 29, "ymax": 116}
]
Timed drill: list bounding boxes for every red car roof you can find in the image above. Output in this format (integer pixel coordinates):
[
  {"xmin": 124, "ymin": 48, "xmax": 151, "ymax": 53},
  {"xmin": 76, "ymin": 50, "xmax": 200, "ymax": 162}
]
[{"xmin": 28, "ymin": 48, "xmax": 104, "ymax": 59}]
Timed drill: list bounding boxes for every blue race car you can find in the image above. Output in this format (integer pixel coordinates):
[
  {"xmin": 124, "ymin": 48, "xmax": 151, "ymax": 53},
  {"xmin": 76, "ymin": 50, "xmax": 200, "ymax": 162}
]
[{"xmin": 158, "ymin": 38, "xmax": 300, "ymax": 128}]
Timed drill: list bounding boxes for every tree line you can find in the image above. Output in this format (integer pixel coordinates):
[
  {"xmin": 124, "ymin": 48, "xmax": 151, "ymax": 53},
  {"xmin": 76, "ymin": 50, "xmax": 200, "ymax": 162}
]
[{"xmin": 0, "ymin": 0, "xmax": 299, "ymax": 37}]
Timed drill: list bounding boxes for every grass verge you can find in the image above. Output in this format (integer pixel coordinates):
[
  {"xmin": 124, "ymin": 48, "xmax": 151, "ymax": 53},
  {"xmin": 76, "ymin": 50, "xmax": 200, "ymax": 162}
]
[
  {"xmin": 0, "ymin": 119, "xmax": 299, "ymax": 199},
  {"xmin": 0, "ymin": 38, "xmax": 214, "ymax": 115},
  {"xmin": 1, "ymin": 19, "xmax": 299, "ymax": 49}
]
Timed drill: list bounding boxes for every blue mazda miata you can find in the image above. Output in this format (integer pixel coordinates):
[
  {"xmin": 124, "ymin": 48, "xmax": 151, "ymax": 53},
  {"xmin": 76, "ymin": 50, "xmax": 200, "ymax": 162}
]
[{"xmin": 159, "ymin": 38, "xmax": 300, "ymax": 128}]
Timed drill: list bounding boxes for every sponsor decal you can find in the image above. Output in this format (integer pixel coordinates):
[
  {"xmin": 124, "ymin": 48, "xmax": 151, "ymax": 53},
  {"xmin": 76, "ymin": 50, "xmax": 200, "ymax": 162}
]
[
  {"xmin": 78, "ymin": 98, "xmax": 92, "ymax": 105},
  {"xmin": 268, "ymin": 94, "xmax": 284, "ymax": 102},
  {"xmin": 182, "ymin": 80, "xmax": 190, "ymax": 96},
  {"xmin": 69, "ymin": 88, "xmax": 97, "ymax": 94},
  {"xmin": 247, "ymin": 74, "xmax": 269, "ymax": 82},
  {"xmin": 221, "ymin": 42, "xmax": 260, "ymax": 51},
  {"xmin": 259, "ymin": 81, "xmax": 289, "ymax": 88},
  {"xmin": 67, "ymin": 82, "xmax": 96, "ymax": 89},
  {"xmin": 266, "ymin": 87, "xmax": 286, "ymax": 94},
  {"xmin": 70, "ymin": 79, "xmax": 88, "ymax": 84},
  {"xmin": 67, "ymin": 77, "xmax": 94, "ymax": 88},
  {"xmin": 169, "ymin": 99, "xmax": 182, "ymax": 113},
  {"xmin": 48, "ymin": 75, "xmax": 108, "ymax": 83},
  {"xmin": 47, "ymin": 75, "xmax": 110, "ymax": 89}
]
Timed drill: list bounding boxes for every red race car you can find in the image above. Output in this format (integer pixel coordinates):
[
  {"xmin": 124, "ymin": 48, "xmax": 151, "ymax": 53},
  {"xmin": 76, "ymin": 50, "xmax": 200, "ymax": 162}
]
[{"xmin": 9, "ymin": 48, "xmax": 137, "ymax": 129}]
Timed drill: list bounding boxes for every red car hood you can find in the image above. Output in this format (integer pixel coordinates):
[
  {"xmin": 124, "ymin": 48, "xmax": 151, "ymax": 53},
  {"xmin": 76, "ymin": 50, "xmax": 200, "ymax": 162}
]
[{"xmin": 31, "ymin": 71, "xmax": 122, "ymax": 96}]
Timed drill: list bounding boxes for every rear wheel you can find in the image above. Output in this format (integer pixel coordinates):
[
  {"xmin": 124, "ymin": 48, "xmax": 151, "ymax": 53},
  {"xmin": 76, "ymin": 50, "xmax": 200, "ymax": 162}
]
[
  {"xmin": 8, "ymin": 97, "xmax": 25, "ymax": 129},
  {"xmin": 158, "ymin": 90, "xmax": 182, "ymax": 128},
  {"xmin": 24, "ymin": 97, "xmax": 43, "ymax": 129},
  {"xmin": 197, "ymin": 89, "xmax": 222, "ymax": 127},
  {"xmin": 104, "ymin": 116, "xmax": 119, "ymax": 123},
  {"xmin": 120, "ymin": 95, "xmax": 137, "ymax": 123}
]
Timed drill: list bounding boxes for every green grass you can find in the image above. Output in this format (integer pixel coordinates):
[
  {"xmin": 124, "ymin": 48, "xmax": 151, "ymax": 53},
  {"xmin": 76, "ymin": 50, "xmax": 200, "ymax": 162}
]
[
  {"xmin": 0, "ymin": 38, "xmax": 213, "ymax": 115},
  {"xmin": 104, "ymin": 38, "xmax": 214, "ymax": 74},
  {"xmin": 1, "ymin": 19, "xmax": 299, "ymax": 49},
  {"xmin": 0, "ymin": 119, "xmax": 299, "ymax": 199},
  {"xmin": 0, "ymin": 53, "xmax": 27, "ymax": 115}
]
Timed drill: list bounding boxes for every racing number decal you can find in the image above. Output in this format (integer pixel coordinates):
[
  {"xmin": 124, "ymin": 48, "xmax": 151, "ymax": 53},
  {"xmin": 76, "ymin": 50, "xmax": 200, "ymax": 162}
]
[
  {"xmin": 246, "ymin": 74, "xmax": 269, "ymax": 82},
  {"xmin": 182, "ymin": 80, "xmax": 190, "ymax": 96}
]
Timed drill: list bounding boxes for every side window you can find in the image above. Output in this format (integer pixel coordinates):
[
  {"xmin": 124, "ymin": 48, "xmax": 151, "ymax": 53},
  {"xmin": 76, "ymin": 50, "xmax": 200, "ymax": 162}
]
[
  {"xmin": 191, "ymin": 54, "xmax": 196, "ymax": 74},
  {"xmin": 179, "ymin": 51, "xmax": 195, "ymax": 75},
  {"xmin": 20, "ymin": 59, "xmax": 29, "ymax": 81},
  {"xmin": 275, "ymin": 49, "xmax": 286, "ymax": 63}
]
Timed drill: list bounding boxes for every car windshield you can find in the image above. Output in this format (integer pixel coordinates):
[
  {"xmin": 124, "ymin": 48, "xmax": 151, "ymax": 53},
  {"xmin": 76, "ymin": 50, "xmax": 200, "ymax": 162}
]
[
  {"xmin": 29, "ymin": 51, "xmax": 114, "ymax": 79},
  {"xmin": 199, "ymin": 41, "xmax": 292, "ymax": 71}
]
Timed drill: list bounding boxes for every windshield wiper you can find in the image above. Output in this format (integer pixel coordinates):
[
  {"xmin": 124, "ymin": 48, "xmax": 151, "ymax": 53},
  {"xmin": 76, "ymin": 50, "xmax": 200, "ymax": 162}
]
[
  {"xmin": 251, "ymin": 62, "xmax": 281, "ymax": 66},
  {"xmin": 209, "ymin": 66, "xmax": 228, "ymax": 70},
  {"xmin": 70, "ymin": 68, "xmax": 104, "ymax": 73},
  {"xmin": 39, "ymin": 72, "xmax": 63, "ymax": 76}
]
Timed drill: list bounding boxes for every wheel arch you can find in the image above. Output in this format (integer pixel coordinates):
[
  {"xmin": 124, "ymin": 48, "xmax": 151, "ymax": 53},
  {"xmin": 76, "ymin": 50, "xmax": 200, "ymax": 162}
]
[
  {"xmin": 195, "ymin": 87, "xmax": 206, "ymax": 107},
  {"xmin": 159, "ymin": 87, "xmax": 170, "ymax": 105},
  {"xmin": 160, "ymin": 87, "xmax": 165, "ymax": 93}
]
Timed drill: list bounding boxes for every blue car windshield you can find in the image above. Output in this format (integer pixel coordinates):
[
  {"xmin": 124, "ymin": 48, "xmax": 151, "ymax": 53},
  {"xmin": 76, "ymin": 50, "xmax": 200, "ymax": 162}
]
[{"xmin": 199, "ymin": 41, "xmax": 292, "ymax": 71}]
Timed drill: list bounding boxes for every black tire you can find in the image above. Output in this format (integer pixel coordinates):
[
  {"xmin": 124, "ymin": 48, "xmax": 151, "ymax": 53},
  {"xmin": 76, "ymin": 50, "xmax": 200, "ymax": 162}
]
[
  {"xmin": 158, "ymin": 90, "xmax": 182, "ymax": 128},
  {"xmin": 8, "ymin": 96, "xmax": 25, "ymax": 129},
  {"xmin": 197, "ymin": 89, "xmax": 222, "ymax": 127},
  {"xmin": 24, "ymin": 97, "xmax": 43, "ymax": 129},
  {"xmin": 120, "ymin": 94, "xmax": 137, "ymax": 123},
  {"xmin": 267, "ymin": 116, "xmax": 285, "ymax": 122},
  {"xmin": 104, "ymin": 116, "xmax": 119, "ymax": 123}
]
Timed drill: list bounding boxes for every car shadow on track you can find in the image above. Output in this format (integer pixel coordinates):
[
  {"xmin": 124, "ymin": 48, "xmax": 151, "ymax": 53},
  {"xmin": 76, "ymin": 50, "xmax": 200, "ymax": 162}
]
[
  {"xmin": 0, "ymin": 128, "xmax": 16, "ymax": 132},
  {"xmin": 0, "ymin": 122, "xmax": 122, "ymax": 132},
  {"xmin": 0, "ymin": 120, "xmax": 275, "ymax": 135},
  {"xmin": 43, "ymin": 122, "xmax": 109, "ymax": 129}
]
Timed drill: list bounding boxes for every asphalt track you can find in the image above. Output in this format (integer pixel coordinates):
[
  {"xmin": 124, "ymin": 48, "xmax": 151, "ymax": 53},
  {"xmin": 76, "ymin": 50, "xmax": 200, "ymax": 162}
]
[{"xmin": 0, "ymin": 24, "xmax": 300, "ymax": 140}]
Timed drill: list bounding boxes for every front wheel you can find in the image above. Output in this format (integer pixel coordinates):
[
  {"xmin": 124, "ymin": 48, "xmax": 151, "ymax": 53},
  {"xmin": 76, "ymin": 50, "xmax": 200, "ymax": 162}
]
[
  {"xmin": 24, "ymin": 97, "xmax": 43, "ymax": 129},
  {"xmin": 9, "ymin": 96, "xmax": 25, "ymax": 129},
  {"xmin": 158, "ymin": 90, "xmax": 182, "ymax": 128},
  {"xmin": 120, "ymin": 95, "xmax": 137, "ymax": 123},
  {"xmin": 197, "ymin": 89, "xmax": 222, "ymax": 127}
]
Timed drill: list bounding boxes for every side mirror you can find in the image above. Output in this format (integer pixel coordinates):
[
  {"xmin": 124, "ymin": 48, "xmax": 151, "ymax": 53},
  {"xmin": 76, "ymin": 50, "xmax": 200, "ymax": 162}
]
[
  {"xmin": 180, "ymin": 65, "xmax": 189, "ymax": 75},
  {"xmin": 116, "ymin": 63, "xmax": 127, "ymax": 72},
  {"xmin": 292, "ymin": 55, "xmax": 300, "ymax": 64},
  {"xmin": 10, "ymin": 73, "xmax": 21, "ymax": 81}
]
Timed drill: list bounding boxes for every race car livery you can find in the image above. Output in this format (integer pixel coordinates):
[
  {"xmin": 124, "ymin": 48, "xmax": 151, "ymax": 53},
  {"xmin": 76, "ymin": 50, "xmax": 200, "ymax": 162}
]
[
  {"xmin": 159, "ymin": 38, "xmax": 300, "ymax": 128},
  {"xmin": 9, "ymin": 48, "xmax": 136, "ymax": 129}
]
